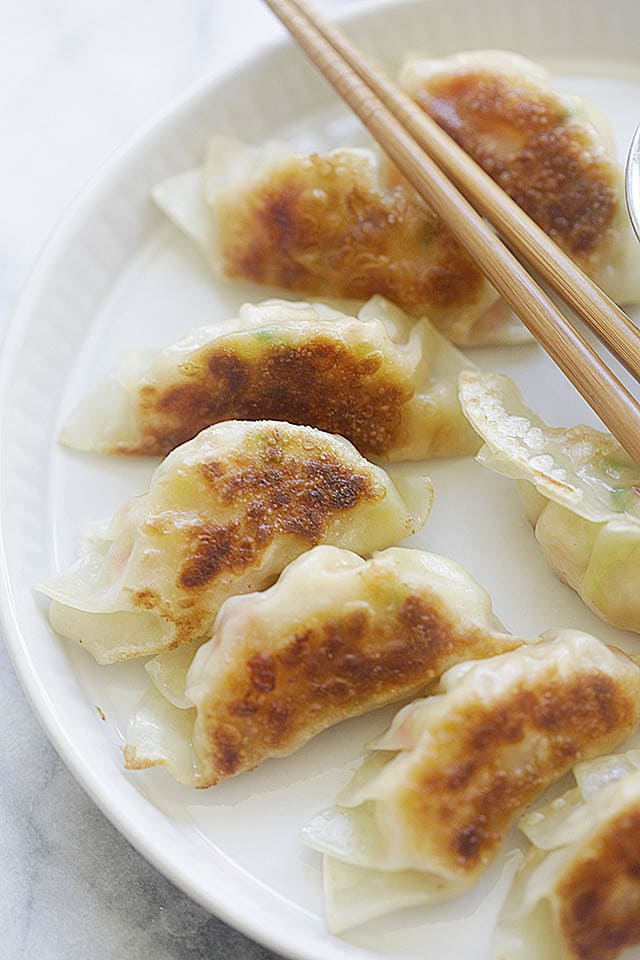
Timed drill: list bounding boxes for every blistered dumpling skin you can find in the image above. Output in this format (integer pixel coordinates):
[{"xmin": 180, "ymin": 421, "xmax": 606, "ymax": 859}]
[
  {"xmin": 123, "ymin": 545, "xmax": 522, "ymax": 786},
  {"xmin": 38, "ymin": 422, "xmax": 432, "ymax": 664},
  {"xmin": 400, "ymin": 50, "xmax": 640, "ymax": 305},
  {"xmin": 495, "ymin": 750, "xmax": 640, "ymax": 960},
  {"xmin": 59, "ymin": 296, "xmax": 479, "ymax": 461},
  {"xmin": 303, "ymin": 632, "xmax": 640, "ymax": 932},
  {"xmin": 459, "ymin": 370, "xmax": 640, "ymax": 632},
  {"xmin": 154, "ymin": 54, "xmax": 638, "ymax": 347},
  {"xmin": 154, "ymin": 139, "xmax": 522, "ymax": 347}
]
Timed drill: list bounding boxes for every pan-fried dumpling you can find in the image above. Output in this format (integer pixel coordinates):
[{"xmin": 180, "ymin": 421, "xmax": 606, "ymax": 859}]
[
  {"xmin": 153, "ymin": 138, "xmax": 521, "ymax": 347},
  {"xmin": 59, "ymin": 296, "xmax": 479, "ymax": 460},
  {"xmin": 495, "ymin": 749, "xmax": 640, "ymax": 960},
  {"xmin": 38, "ymin": 421, "xmax": 432, "ymax": 664},
  {"xmin": 400, "ymin": 50, "xmax": 640, "ymax": 305},
  {"xmin": 123, "ymin": 544, "xmax": 523, "ymax": 786},
  {"xmin": 303, "ymin": 631, "xmax": 640, "ymax": 933},
  {"xmin": 459, "ymin": 370, "xmax": 640, "ymax": 633}
]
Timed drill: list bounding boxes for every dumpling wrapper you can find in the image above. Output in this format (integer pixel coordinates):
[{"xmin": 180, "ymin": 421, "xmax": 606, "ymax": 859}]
[
  {"xmin": 153, "ymin": 138, "xmax": 520, "ymax": 347},
  {"xmin": 302, "ymin": 631, "xmax": 640, "ymax": 933},
  {"xmin": 154, "ymin": 51, "xmax": 639, "ymax": 348},
  {"xmin": 400, "ymin": 50, "xmax": 640, "ymax": 306},
  {"xmin": 59, "ymin": 296, "xmax": 480, "ymax": 461},
  {"xmin": 38, "ymin": 421, "xmax": 432, "ymax": 663},
  {"xmin": 495, "ymin": 748, "xmax": 640, "ymax": 960},
  {"xmin": 123, "ymin": 544, "xmax": 522, "ymax": 786},
  {"xmin": 459, "ymin": 369, "xmax": 640, "ymax": 633}
]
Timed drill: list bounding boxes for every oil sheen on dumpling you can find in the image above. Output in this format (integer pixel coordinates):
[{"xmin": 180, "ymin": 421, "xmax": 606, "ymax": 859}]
[
  {"xmin": 38, "ymin": 421, "xmax": 432, "ymax": 664},
  {"xmin": 123, "ymin": 545, "xmax": 523, "ymax": 786},
  {"xmin": 495, "ymin": 749, "xmax": 640, "ymax": 960},
  {"xmin": 399, "ymin": 50, "xmax": 640, "ymax": 305},
  {"xmin": 459, "ymin": 370, "xmax": 640, "ymax": 633},
  {"xmin": 303, "ymin": 631, "xmax": 640, "ymax": 933},
  {"xmin": 153, "ymin": 139, "xmax": 520, "ymax": 347},
  {"xmin": 59, "ymin": 296, "xmax": 479, "ymax": 460}
]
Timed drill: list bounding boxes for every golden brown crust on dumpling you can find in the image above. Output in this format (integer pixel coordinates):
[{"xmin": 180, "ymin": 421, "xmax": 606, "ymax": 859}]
[
  {"xmin": 125, "ymin": 434, "xmax": 383, "ymax": 650},
  {"xmin": 177, "ymin": 451, "xmax": 380, "ymax": 591},
  {"xmin": 134, "ymin": 335, "xmax": 411, "ymax": 458},
  {"xmin": 195, "ymin": 593, "xmax": 517, "ymax": 787},
  {"xmin": 41, "ymin": 423, "xmax": 432, "ymax": 664},
  {"xmin": 397, "ymin": 669, "xmax": 636, "ymax": 871},
  {"xmin": 412, "ymin": 71, "xmax": 617, "ymax": 268},
  {"xmin": 556, "ymin": 808, "xmax": 640, "ymax": 960},
  {"xmin": 215, "ymin": 152, "xmax": 486, "ymax": 316}
]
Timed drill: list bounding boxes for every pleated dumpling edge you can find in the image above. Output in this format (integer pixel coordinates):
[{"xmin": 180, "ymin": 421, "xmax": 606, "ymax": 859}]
[{"xmin": 39, "ymin": 420, "xmax": 433, "ymax": 663}]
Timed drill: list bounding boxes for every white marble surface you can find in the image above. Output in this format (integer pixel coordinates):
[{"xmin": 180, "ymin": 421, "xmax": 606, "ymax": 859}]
[{"xmin": 0, "ymin": 3, "xmax": 353, "ymax": 957}]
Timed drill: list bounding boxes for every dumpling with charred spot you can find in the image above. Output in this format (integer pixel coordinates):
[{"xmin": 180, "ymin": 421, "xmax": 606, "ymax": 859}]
[
  {"xmin": 59, "ymin": 296, "xmax": 480, "ymax": 460},
  {"xmin": 153, "ymin": 138, "xmax": 521, "ymax": 347},
  {"xmin": 459, "ymin": 369, "xmax": 640, "ymax": 633},
  {"xmin": 38, "ymin": 421, "xmax": 432, "ymax": 664},
  {"xmin": 399, "ymin": 50, "xmax": 640, "ymax": 306},
  {"xmin": 302, "ymin": 631, "xmax": 640, "ymax": 933},
  {"xmin": 495, "ymin": 749, "xmax": 640, "ymax": 960},
  {"xmin": 123, "ymin": 544, "xmax": 523, "ymax": 786}
]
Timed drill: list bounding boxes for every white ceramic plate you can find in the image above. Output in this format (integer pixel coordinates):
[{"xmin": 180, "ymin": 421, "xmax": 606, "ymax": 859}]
[{"xmin": 2, "ymin": 1, "xmax": 640, "ymax": 958}]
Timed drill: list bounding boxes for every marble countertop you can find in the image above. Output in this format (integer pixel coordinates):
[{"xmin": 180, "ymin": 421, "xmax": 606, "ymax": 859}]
[{"xmin": 0, "ymin": 3, "xmax": 353, "ymax": 957}]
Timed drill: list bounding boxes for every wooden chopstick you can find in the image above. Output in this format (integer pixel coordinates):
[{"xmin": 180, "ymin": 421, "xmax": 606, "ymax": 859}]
[
  {"xmin": 285, "ymin": 0, "xmax": 640, "ymax": 385},
  {"xmin": 262, "ymin": 0, "xmax": 640, "ymax": 465}
]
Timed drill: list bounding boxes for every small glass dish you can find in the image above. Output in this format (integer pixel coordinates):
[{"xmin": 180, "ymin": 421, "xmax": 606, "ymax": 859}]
[{"xmin": 626, "ymin": 123, "xmax": 640, "ymax": 242}]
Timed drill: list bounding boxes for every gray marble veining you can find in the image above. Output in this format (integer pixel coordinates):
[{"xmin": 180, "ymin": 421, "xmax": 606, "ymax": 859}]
[
  {"xmin": 0, "ymin": 2, "xmax": 351, "ymax": 956},
  {"xmin": 0, "ymin": 644, "xmax": 280, "ymax": 960}
]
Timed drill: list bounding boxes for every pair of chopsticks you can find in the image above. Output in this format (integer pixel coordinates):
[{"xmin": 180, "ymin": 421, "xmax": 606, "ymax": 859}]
[{"xmin": 263, "ymin": 0, "xmax": 640, "ymax": 465}]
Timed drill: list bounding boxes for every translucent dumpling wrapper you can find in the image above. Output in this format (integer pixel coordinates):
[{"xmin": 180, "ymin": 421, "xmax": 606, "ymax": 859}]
[
  {"xmin": 399, "ymin": 50, "xmax": 640, "ymax": 306},
  {"xmin": 154, "ymin": 51, "xmax": 639, "ymax": 348},
  {"xmin": 59, "ymin": 296, "xmax": 480, "ymax": 460},
  {"xmin": 302, "ymin": 631, "xmax": 640, "ymax": 933},
  {"xmin": 153, "ymin": 138, "xmax": 521, "ymax": 347},
  {"xmin": 38, "ymin": 421, "xmax": 432, "ymax": 664},
  {"xmin": 495, "ymin": 748, "xmax": 640, "ymax": 960},
  {"xmin": 123, "ymin": 544, "xmax": 523, "ymax": 786},
  {"xmin": 459, "ymin": 369, "xmax": 640, "ymax": 633}
]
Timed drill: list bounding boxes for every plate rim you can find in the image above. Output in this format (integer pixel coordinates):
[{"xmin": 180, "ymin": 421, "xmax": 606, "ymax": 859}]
[{"xmin": 0, "ymin": 4, "xmax": 421, "ymax": 958}]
